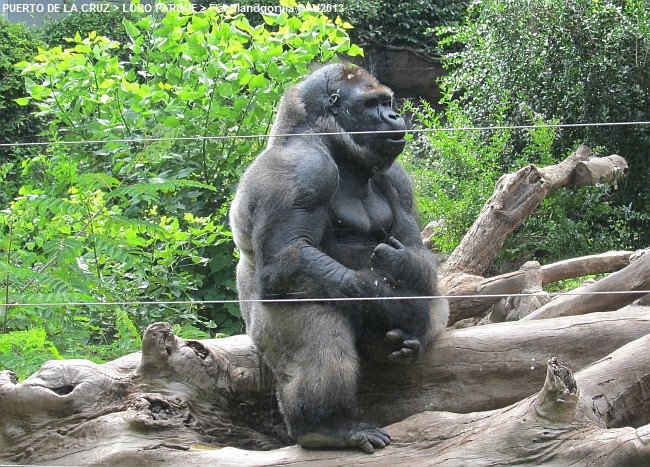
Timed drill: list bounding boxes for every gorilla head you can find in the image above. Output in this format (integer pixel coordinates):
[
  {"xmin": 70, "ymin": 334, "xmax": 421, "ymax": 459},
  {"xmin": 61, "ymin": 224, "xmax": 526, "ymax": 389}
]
[
  {"xmin": 231, "ymin": 62, "xmax": 448, "ymax": 454},
  {"xmin": 275, "ymin": 63, "xmax": 407, "ymax": 174}
]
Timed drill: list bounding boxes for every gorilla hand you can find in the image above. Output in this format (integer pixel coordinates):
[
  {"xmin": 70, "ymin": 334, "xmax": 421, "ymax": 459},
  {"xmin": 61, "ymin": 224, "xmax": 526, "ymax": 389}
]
[{"xmin": 370, "ymin": 236, "xmax": 427, "ymax": 289}]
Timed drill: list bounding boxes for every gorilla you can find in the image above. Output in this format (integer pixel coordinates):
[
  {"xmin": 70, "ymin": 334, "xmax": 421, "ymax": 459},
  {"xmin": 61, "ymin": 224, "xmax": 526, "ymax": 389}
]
[{"xmin": 230, "ymin": 63, "xmax": 449, "ymax": 453}]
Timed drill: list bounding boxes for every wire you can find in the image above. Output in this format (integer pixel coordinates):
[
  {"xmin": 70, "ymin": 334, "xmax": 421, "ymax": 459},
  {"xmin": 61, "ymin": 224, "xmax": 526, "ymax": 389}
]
[
  {"xmin": 2, "ymin": 290, "xmax": 649, "ymax": 308},
  {"xmin": 1, "ymin": 120, "xmax": 650, "ymax": 148},
  {"xmin": 1, "ymin": 120, "xmax": 647, "ymax": 308}
]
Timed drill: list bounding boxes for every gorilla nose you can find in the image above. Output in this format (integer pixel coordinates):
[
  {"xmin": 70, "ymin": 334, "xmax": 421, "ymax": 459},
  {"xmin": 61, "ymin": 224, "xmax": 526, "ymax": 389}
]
[
  {"xmin": 387, "ymin": 111, "xmax": 401, "ymax": 121},
  {"xmin": 382, "ymin": 112, "xmax": 406, "ymax": 141}
]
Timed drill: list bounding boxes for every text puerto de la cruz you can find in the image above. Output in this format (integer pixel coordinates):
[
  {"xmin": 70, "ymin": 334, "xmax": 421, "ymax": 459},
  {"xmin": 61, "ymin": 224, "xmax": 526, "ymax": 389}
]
[{"xmin": 2, "ymin": 2, "xmax": 345, "ymax": 14}]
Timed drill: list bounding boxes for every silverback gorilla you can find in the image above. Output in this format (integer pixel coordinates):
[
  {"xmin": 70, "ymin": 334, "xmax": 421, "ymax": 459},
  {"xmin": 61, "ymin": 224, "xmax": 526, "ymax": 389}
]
[{"xmin": 230, "ymin": 63, "xmax": 449, "ymax": 453}]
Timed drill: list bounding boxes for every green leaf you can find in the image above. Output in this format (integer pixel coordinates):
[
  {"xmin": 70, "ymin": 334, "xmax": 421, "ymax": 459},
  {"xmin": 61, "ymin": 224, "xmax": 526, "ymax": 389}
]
[{"xmin": 123, "ymin": 19, "xmax": 140, "ymax": 38}]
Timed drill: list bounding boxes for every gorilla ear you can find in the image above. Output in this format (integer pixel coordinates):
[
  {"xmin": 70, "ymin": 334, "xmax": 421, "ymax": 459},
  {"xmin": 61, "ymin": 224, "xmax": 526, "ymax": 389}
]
[{"xmin": 325, "ymin": 91, "xmax": 341, "ymax": 116}]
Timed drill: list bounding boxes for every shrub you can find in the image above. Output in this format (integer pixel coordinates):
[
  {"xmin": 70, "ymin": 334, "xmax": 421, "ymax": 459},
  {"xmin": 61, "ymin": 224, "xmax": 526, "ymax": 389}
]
[
  {"xmin": 0, "ymin": 18, "xmax": 44, "ymax": 205},
  {"xmin": 439, "ymin": 0, "xmax": 650, "ymax": 250}
]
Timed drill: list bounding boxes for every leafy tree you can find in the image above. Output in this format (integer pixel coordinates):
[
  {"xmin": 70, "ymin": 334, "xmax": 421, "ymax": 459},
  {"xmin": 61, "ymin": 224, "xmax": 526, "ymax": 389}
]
[
  {"xmin": 423, "ymin": 0, "xmax": 650, "ymax": 263},
  {"xmin": 342, "ymin": 0, "xmax": 468, "ymax": 52},
  {"xmin": 1, "ymin": 0, "xmax": 361, "ymax": 377},
  {"xmin": 193, "ymin": 0, "xmax": 469, "ymax": 53},
  {"xmin": 0, "ymin": 18, "xmax": 45, "ymax": 205}
]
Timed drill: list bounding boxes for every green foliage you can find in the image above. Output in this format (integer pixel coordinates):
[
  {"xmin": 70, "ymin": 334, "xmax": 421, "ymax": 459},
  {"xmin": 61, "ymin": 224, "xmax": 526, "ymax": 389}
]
[
  {"xmin": 439, "ymin": 0, "xmax": 650, "ymax": 253},
  {"xmin": 0, "ymin": 328, "xmax": 62, "ymax": 380},
  {"xmin": 0, "ymin": 18, "xmax": 45, "ymax": 205},
  {"xmin": 194, "ymin": 0, "xmax": 468, "ymax": 53},
  {"xmin": 405, "ymin": 92, "xmax": 633, "ymax": 270},
  {"xmin": 38, "ymin": 7, "xmax": 135, "ymax": 49},
  {"xmin": 1, "ymin": 0, "xmax": 361, "ymax": 377},
  {"xmin": 403, "ymin": 99, "xmax": 505, "ymax": 252},
  {"xmin": 342, "ymin": 0, "xmax": 469, "ymax": 52}
]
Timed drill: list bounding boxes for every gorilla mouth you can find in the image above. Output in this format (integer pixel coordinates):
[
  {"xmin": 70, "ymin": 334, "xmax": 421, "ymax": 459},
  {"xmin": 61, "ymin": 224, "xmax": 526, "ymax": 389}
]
[{"xmin": 382, "ymin": 131, "xmax": 406, "ymax": 142}]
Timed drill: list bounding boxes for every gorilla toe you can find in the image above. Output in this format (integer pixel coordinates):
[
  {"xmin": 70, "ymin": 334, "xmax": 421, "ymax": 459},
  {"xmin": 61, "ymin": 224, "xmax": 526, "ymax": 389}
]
[
  {"xmin": 386, "ymin": 329, "xmax": 421, "ymax": 364},
  {"xmin": 297, "ymin": 423, "xmax": 391, "ymax": 454}
]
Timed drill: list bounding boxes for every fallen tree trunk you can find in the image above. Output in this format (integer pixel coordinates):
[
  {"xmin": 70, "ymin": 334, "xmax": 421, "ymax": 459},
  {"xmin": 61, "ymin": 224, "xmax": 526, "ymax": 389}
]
[
  {"xmin": 438, "ymin": 146, "xmax": 632, "ymax": 322},
  {"xmin": 2, "ymin": 306, "xmax": 649, "ymax": 465}
]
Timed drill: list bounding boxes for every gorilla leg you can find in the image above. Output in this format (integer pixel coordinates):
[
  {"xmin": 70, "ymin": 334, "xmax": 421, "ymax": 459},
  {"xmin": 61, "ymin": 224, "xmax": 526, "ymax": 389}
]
[{"xmin": 251, "ymin": 303, "xmax": 391, "ymax": 453}]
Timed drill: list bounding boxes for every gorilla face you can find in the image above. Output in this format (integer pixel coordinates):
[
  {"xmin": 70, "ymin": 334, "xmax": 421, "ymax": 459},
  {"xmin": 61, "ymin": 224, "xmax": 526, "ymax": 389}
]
[
  {"xmin": 335, "ymin": 82, "xmax": 407, "ymax": 159},
  {"xmin": 299, "ymin": 64, "xmax": 407, "ymax": 174}
]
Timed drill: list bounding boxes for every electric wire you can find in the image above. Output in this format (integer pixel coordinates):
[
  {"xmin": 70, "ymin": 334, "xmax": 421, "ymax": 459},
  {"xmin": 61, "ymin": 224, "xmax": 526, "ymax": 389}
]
[
  {"xmin": 2, "ymin": 289, "xmax": 650, "ymax": 308},
  {"xmin": 1, "ymin": 120, "xmax": 650, "ymax": 148}
]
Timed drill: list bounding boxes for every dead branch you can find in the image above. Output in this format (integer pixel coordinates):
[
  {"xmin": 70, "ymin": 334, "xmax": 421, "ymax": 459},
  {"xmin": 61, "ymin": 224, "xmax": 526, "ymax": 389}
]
[
  {"xmin": 441, "ymin": 144, "xmax": 595, "ymax": 281},
  {"xmin": 437, "ymin": 146, "xmax": 632, "ymax": 322},
  {"xmin": 574, "ymin": 154, "xmax": 629, "ymax": 186},
  {"xmin": 442, "ymin": 250, "xmax": 635, "ymax": 323},
  {"xmin": 522, "ymin": 249, "xmax": 650, "ymax": 320}
]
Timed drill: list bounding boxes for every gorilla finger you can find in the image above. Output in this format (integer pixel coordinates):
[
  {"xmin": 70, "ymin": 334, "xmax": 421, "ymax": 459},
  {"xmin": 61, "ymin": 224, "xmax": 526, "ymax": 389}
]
[
  {"xmin": 388, "ymin": 350, "xmax": 415, "ymax": 364},
  {"xmin": 367, "ymin": 433, "xmax": 391, "ymax": 448},
  {"xmin": 357, "ymin": 439, "xmax": 375, "ymax": 454},
  {"xmin": 387, "ymin": 236, "xmax": 404, "ymax": 249},
  {"xmin": 371, "ymin": 243, "xmax": 392, "ymax": 257},
  {"xmin": 377, "ymin": 427, "xmax": 392, "ymax": 440}
]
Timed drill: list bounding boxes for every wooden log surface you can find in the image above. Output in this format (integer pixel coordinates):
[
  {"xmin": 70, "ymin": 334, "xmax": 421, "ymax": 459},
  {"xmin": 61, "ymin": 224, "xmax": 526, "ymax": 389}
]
[
  {"xmin": 2, "ymin": 307, "xmax": 650, "ymax": 465},
  {"xmin": 22, "ymin": 334, "xmax": 650, "ymax": 467},
  {"xmin": 574, "ymin": 154, "xmax": 628, "ymax": 186}
]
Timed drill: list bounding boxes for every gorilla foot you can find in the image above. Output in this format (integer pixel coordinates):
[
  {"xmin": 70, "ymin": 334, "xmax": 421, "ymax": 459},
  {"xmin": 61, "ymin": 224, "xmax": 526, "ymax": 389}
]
[
  {"xmin": 296, "ymin": 423, "xmax": 391, "ymax": 454},
  {"xmin": 386, "ymin": 328, "xmax": 421, "ymax": 364}
]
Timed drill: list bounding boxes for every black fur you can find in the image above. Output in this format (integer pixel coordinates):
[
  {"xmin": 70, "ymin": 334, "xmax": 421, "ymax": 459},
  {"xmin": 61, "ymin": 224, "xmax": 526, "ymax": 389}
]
[{"xmin": 230, "ymin": 63, "xmax": 449, "ymax": 453}]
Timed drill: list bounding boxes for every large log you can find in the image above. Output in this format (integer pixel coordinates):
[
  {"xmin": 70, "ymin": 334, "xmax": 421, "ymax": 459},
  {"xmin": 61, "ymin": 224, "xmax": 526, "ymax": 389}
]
[{"xmin": 2, "ymin": 306, "xmax": 650, "ymax": 465}]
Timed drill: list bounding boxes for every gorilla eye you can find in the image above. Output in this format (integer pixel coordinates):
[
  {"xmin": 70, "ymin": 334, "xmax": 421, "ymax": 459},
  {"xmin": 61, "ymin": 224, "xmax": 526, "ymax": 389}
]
[{"xmin": 365, "ymin": 98, "xmax": 382, "ymax": 108}]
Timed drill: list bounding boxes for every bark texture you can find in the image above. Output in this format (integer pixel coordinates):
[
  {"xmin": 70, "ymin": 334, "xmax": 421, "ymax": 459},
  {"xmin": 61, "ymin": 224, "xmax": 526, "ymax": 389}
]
[{"xmin": 2, "ymin": 307, "xmax": 650, "ymax": 465}]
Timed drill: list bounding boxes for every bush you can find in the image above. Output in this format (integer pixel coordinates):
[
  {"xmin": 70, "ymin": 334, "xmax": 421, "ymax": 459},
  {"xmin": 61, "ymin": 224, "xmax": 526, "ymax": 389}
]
[
  {"xmin": 0, "ymin": 18, "xmax": 44, "ymax": 205},
  {"xmin": 405, "ymin": 95, "xmax": 633, "ymax": 270},
  {"xmin": 434, "ymin": 0, "xmax": 650, "ymax": 257},
  {"xmin": 38, "ymin": 7, "xmax": 135, "ymax": 48},
  {"xmin": 193, "ymin": 0, "xmax": 469, "ymax": 53},
  {"xmin": 342, "ymin": 0, "xmax": 468, "ymax": 52}
]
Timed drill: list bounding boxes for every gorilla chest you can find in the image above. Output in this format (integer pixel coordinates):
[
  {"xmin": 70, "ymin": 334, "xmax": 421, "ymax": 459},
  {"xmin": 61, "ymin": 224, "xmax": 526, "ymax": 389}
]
[{"xmin": 327, "ymin": 186, "xmax": 394, "ymax": 240}]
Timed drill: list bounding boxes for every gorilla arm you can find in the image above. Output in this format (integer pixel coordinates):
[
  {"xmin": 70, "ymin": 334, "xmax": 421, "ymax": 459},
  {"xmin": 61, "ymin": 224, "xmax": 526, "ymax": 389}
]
[{"xmin": 253, "ymin": 151, "xmax": 395, "ymax": 301}]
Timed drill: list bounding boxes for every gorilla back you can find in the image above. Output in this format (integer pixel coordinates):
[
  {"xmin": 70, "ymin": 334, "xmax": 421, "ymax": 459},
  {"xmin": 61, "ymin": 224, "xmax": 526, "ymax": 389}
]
[{"xmin": 230, "ymin": 63, "xmax": 449, "ymax": 453}]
